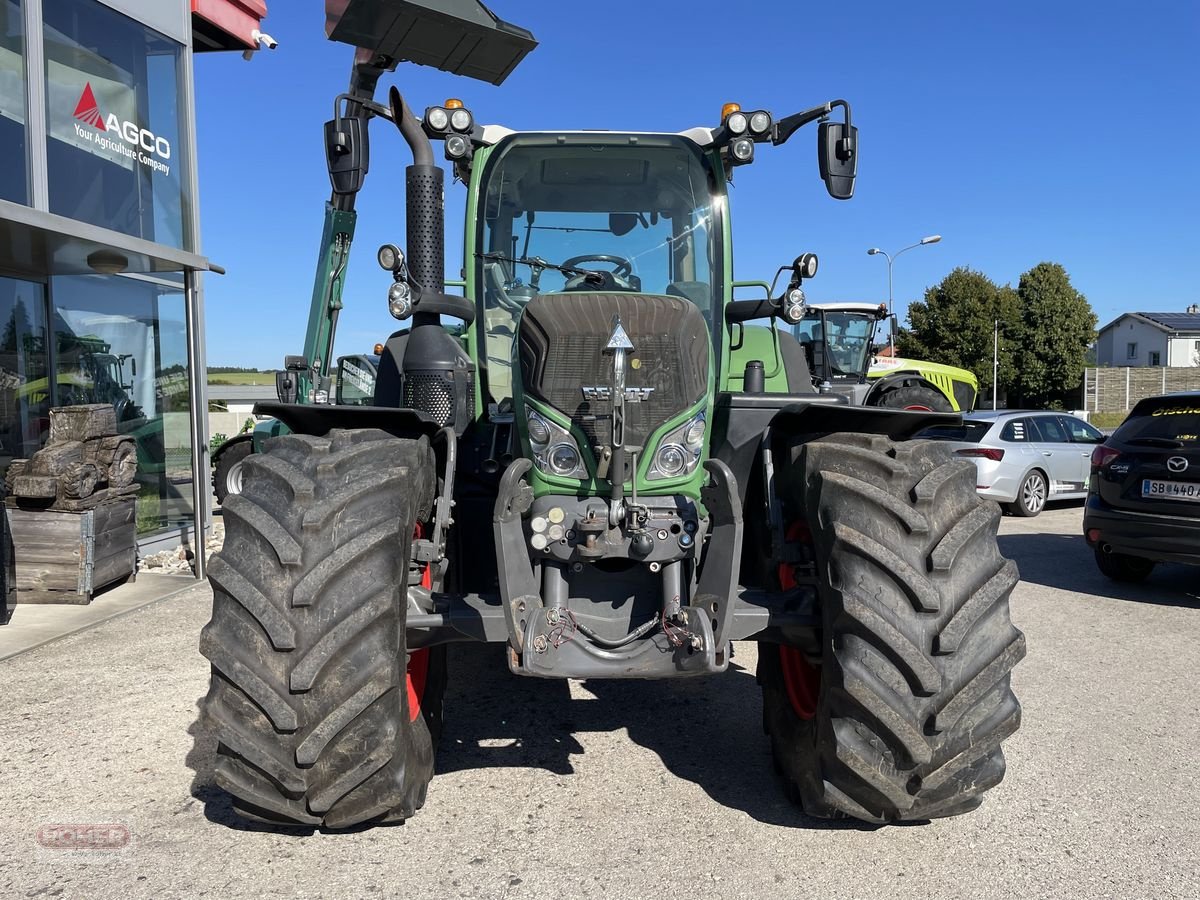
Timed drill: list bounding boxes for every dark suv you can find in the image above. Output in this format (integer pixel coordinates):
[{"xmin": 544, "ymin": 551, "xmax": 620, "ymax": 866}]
[{"xmin": 1084, "ymin": 392, "xmax": 1200, "ymax": 581}]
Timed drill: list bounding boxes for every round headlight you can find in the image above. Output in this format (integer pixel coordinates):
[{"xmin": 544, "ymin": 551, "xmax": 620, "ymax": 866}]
[
  {"xmin": 449, "ymin": 108, "xmax": 473, "ymax": 132},
  {"xmin": 388, "ymin": 281, "xmax": 413, "ymax": 320},
  {"xmin": 782, "ymin": 287, "xmax": 806, "ymax": 324},
  {"xmin": 684, "ymin": 415, "xmax": 706, "ymax": 447},
  {"xmin": 445, "ymin": 133, "xmax": 470, "ymax": 159},
  {"xmin": 726, "ymin": 111, "xmax": 748, "ymax": 135},
  {"xmin": 749, "ymin": 111, "xmax": 772, "ymax": 135},
  {"xmin": 426, "ymin": 107, "xmax": 449, "ymax": 131},
  {"xmin": 548, "ymin": 443, "xmax": 581, "ymax": 476},
  {"xmin": 527, "ymin": 413, "xmax": 551, "ymax": 446},
  {"xmin": 730, "ymin": 138, "xmax": 754, "ymax": 162},
  {"xmin": 656, "ymin": 444, "xmax": 687, "ymax": 478},
  {"xmin": 377, "ymin": 243, "xmax": 402, "ymax": 271}
]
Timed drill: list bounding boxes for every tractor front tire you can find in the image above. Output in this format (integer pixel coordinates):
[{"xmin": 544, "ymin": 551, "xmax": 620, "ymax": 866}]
[
  {"xmin": 200, "ymin": 428, "xmax": 441, "ymax": 828},
  {"xmin": 761, "ymin": 433, "xmax": 1025, "ymax": 822}
]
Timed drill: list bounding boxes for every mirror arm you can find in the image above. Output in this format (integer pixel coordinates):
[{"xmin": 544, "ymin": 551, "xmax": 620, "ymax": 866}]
[{"xmin": 772, "ymin": 99, "xmax": 852, "ymax": 146}]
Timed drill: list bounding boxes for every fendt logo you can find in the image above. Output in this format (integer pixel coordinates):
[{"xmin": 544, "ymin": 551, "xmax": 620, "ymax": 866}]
[{"xmin": 71, "ymin": 82, "xmax": 172, "ymax": 175}]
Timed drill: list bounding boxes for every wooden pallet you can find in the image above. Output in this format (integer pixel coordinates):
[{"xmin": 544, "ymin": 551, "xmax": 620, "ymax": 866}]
[{"xmin": 6, "ymin": 500, "xmax": 137, "ymax": 605}]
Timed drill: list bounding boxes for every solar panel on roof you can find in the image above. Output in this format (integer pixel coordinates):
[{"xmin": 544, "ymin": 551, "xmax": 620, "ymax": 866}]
[{"xmin": 1136, "ymin": 313, "xmax": 1200, "ymax": 330}]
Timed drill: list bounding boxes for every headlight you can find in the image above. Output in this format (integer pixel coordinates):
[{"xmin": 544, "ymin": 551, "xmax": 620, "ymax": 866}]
[
  {"xmin": 726, "ymin": 111, "xmax": 748, "ymax": 134},
  {"xmin": 445, "ymin": 133, "xmax": 470, "ymax": 159},
  {"xmin": 388, "ymin": 281, "xmax": 413, "ymax": 320},
  {"xmin": 648, "ymin": 412, "xmax": 705, "ymax": 481},
  {"xmin": 449, "ymin": 108, "xmax": 473, "ymax": 132},
  {"xmin": 527, "ymin": 410, "xmax": 551, "ymax": 446},
  {"xmin": 730, "ymin": 138, "xmax": 754, "ymax": 164},
  {"xmin": 527, "ymin": 409, "xmax": 587, "ymax": 479},
  {"xmin": 548, "ymin": 443, "xmax": 581, "ymax": 476},
  {"xmin": 426, "ymin": 106, "xmax": 449, "ymax": 131},
  {"xmin": 749, "ymin": 110, "xmax": 772, "ymax": 135}
]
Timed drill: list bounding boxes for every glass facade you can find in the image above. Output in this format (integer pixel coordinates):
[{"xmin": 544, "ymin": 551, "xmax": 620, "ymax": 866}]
[
  {"xmin": 0, "ymin": 276, "xmax": 48, "ymax": 474},
  {"xmin": 49, "ymin": 273, "xmax": 193, "ymax": 534},
  {"xmin": 0, "ymin": 0, "xmax": 28, "ymax": 204},
  {"xmin": 0, "ymin": 1, "xmax": 204, "ymax": 544},
  {"xmin": 43, "ymin": 0, "xmax": 190, "ymax": 249}
]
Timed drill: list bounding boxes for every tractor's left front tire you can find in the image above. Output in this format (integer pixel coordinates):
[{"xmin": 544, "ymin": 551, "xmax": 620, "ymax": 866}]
[
  {"xmin": 200, "ymin": 428, "xmax": 442, "ymax": 828},
  {"xmin": 761, "ymin": 433, "xmax": 1025, "ymax": 823}
]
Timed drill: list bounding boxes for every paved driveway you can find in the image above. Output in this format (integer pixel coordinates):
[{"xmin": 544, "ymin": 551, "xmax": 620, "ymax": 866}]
[{"xmin": 1, "ymin": 503, "xmax": 1197, "ymax": 899}]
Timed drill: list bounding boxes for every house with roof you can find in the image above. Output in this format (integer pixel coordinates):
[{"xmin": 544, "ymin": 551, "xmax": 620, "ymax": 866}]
[{"xmin": 1095, "ymin": 308, "xmax": 1200, "ymax": 367}]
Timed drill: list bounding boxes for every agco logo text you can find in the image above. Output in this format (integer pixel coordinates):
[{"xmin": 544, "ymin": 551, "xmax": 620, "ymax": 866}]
[{"xmin": 72, "ymin": 82, "xmax": 172, "ymax": 176}]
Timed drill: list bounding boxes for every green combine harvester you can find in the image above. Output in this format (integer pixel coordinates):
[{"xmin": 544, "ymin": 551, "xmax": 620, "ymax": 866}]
[{"xmin": 200, "ymin": 0, "xmax": 1025, "ymax": 829}]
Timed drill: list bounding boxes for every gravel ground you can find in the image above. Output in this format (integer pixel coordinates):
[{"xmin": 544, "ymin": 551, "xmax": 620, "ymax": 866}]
[{"xmin": 1, "ymin": 502, "xmax": 1197, "ymax": 899}]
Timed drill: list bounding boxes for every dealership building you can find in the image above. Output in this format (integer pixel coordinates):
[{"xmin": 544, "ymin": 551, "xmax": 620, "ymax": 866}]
[{"xmin": 0, "ymin": 0, "xmax": 267, "ymax": 551}]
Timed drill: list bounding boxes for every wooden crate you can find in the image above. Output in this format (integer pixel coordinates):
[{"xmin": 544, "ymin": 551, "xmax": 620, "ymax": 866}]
[{"xmin": 5, "ymin": 499, "xmax": 137, "ymax": 605}]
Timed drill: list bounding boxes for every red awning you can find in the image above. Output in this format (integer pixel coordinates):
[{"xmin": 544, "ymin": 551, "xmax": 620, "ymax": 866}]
[{"xmin": 191, "ymin": 0, "xmax": 268, "ymax": 52}]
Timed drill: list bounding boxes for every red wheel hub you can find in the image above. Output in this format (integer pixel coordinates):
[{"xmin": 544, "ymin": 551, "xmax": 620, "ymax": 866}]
[
  {"xmin": 778, "ymin": 646, "xmax": 819, "ymax": 719},
  {"xmin": 777, "ymin": 520, "xmax": 820, "ymax": 719},
  {"xmin": 904, "ymin": 404, "xmax": 934, "ymax": 411},
  {"xmin": 406, "ymin": 523, "xmax": 434, "ymax": 721}
]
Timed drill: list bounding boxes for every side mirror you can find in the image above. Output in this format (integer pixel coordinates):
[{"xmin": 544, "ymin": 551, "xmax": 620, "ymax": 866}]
[
  {"xmin": 609, "ymin": 213, "xmax": 637, "ymax": 236},
  {"xmin": 324, "ymin": 109, "xmax": 369, "ymax": 196},
  {"xmin": 818, "ymin": 120, "xmax": 857, "ymax": 200}
]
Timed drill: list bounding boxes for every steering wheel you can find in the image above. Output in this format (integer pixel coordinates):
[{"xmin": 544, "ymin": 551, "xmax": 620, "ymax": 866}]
[
  {"xmin": 559, "ymin": 254, "xmax": 637, "ymax": 292},
  {"xmin": 560, "ymin": 254, "xmax": 634, "ymax": 278}
]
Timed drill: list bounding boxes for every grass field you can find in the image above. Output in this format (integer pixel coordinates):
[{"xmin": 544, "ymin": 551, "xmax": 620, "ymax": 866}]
[{"xmin": 207, "ymin": 372, "xmax": 275, "ymax": 386}]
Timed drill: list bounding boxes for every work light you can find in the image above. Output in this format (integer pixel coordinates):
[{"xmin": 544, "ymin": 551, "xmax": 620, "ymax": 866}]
[
  {"xmin": 749, "ymin": 110, "xmax": 772, "ymax": 135},
  {"xmin": 425, "ymin": 106, "xmax": 449, "ymax": 131},
  {"xmin": 450, "ymin": 108, "xmax": 473, "ymax": 132}
]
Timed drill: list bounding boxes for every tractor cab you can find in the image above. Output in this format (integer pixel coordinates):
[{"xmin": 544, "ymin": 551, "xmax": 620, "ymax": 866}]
[
  {"xmin": 793, "ymin": 301, "xmax": 888, "ymax": 392},
  {"xmin": 473, "ymin": 133, "xmax": 722, "ymax": 405}
]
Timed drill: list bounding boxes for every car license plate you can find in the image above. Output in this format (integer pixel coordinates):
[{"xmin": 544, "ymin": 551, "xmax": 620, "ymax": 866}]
[{"xmin": 1141, "ymin": 479, "xmax": 1200, "ymax": 501}]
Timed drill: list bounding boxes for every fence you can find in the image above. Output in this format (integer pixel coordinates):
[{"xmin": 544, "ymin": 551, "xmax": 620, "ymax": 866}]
[{"xmin": 1082, "ymin": 366, "xmax": 1200, "ymax": 412}]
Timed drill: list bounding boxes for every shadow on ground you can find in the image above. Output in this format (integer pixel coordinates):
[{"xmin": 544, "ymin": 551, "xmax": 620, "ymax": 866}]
[
  {"xmin": 187, "ymin": 646, "xmax": 873, "ymax": 831},
  {"xmin": 433, "ymin": 645, "xmax": 871, "ymax": 830},
  {"xmin": 998, "ymin": 531, "xmax": 1199, "ymax": 607}
]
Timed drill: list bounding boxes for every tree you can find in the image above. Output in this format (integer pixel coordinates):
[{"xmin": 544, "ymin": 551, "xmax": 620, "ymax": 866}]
[
  {"xmin": 1012, "ymin": 263, "xmax": 1096, "ymax": 408},
  {"xmin": 898, "ymin": 267, "xmax": 1023, "ymax": 400}
]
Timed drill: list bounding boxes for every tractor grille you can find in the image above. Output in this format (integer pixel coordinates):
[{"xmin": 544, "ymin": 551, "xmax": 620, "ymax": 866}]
[{"xmin": 518, "ymin": 293, "xmax": 708, "ymax": 452}]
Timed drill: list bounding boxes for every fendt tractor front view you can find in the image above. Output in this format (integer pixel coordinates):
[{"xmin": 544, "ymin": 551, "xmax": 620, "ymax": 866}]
[{"xmin": 200, "ymin": 0, "xmax": 1026, "ymax": 829}]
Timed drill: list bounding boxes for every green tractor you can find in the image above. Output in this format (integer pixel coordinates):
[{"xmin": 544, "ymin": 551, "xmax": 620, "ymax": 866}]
[
  {"xmin": 790, "ymin": 301, "xmax": 980, "ymax": 411},
  {"xmin": 200, "ymin": 0, "xmax": 1025, "ymax": 829}
]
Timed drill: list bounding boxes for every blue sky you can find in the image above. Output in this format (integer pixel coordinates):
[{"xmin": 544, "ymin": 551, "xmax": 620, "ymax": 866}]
[{"xmin": 194, "ymin": 0, "xmax": 1199, "ymax": 368}]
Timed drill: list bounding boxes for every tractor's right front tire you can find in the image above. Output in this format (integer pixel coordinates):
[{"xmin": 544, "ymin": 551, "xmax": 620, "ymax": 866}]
[
  {"xmin": 761, "ymin": 433, "xmax": 1025, "ymax": 823},
  {"xmin": 200, "ymin": 428, "xmax": 441, "ymax": 828}
]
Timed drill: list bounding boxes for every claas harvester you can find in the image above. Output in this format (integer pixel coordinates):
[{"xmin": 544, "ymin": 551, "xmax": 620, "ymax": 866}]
[{"xmin": 201, "ymin": 0, "xmax": 1025, "ymax": 829}]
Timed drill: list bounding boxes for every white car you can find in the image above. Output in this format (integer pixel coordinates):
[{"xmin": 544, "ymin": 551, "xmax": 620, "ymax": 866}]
[{"xmin": 917, "ymin": 410, "xmax": 1106, "ymax": 516}]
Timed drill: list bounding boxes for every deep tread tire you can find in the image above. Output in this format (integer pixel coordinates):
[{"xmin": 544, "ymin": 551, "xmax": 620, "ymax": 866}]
[
  {"xmin": 213, "ymin": 440, "xmax": 252, "ymax": 505},
  {"xmin": 873, "ymin": 385, "xmax": 954, "ymax": 412},
  {"xmin": 1094, "ymin": 547, "xmax": 1155, "ymax": 582},
  {"xmin": 762, "ymin": 433, "xmax": 1026, "ymax": 822},
  {"xmin": 200, "ymin": 428, "xmax": 441, "ymax": 828}
]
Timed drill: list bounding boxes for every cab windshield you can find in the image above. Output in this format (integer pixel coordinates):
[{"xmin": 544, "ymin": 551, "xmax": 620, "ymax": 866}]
[
  {"xmin": 794, "ymin": 311, "xmax": 877, "ymax": 379},
  {"xmin": 476, "ymin": 134, "xmax": 720, "ymax": 402}
]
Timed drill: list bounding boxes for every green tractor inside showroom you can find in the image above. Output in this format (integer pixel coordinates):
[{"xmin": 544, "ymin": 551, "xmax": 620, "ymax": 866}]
[{"xmin": 200, "ymin": 0, "xmax": 1025, "ymax": 829}]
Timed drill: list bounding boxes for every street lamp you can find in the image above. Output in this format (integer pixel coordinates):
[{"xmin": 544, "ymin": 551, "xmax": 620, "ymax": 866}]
[{"xmin": 867, "ymin": 234, "xmax": 941, "ymax": 355}]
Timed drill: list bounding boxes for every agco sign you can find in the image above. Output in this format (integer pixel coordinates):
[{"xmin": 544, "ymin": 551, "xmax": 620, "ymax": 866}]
[{"xmin": 71, "ymin": 82, "xmax": 172, "ymax": 176}]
